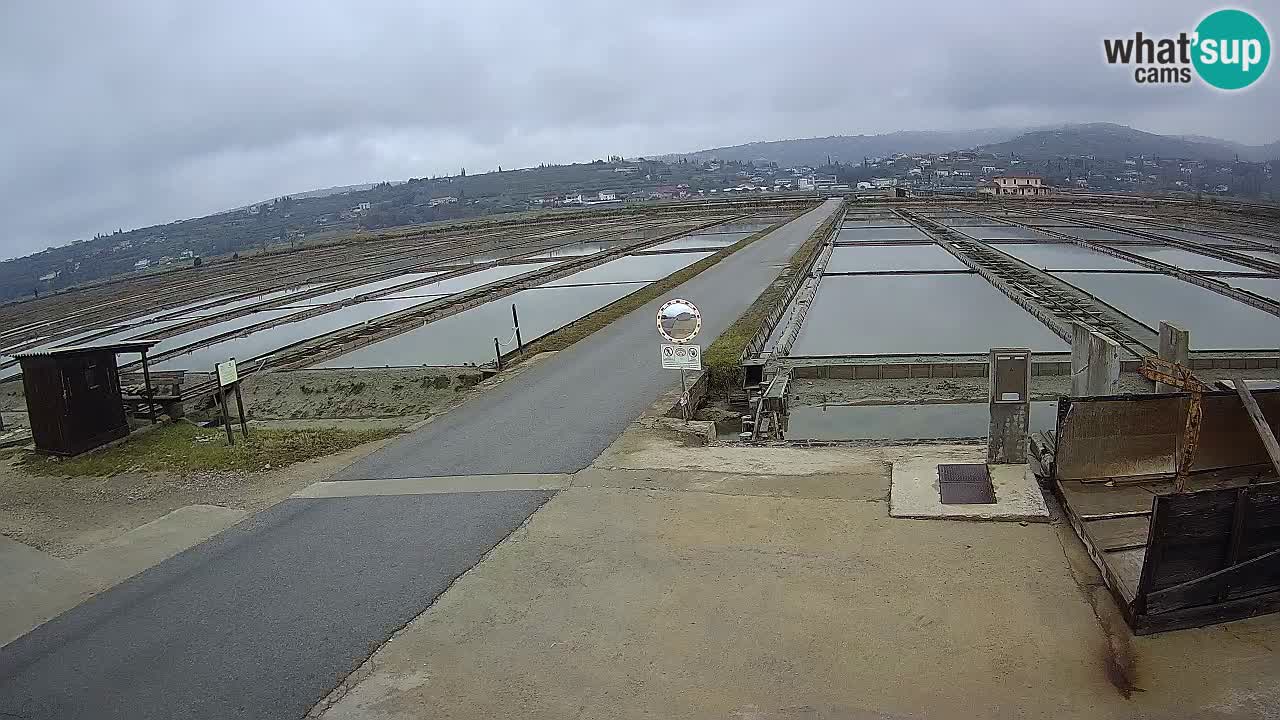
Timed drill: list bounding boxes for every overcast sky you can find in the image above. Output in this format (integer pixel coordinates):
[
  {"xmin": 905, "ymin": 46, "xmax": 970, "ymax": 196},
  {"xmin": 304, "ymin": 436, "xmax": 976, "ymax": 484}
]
[{"xmin": 2, "ymin": 1, "xmax": 1277, "ymax": 261}]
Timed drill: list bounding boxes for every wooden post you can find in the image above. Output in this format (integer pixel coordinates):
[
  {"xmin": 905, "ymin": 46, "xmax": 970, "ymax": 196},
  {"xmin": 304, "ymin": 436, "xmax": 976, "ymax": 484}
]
[
  {"xmin": 220, "ymin": 389, "xmax": 234, "ymax": 446},
  {"xmin": 1157, "ymin": 322, "xmax": 1190, "ymax": 393},
  {"xmin": 512, "ymin": 303, "xmax": 523, "ymax": 355},
  {"xmin": 233, "ymin": 381, "xmax": 249, "ymax": 440},
  {"xmin": 140, "ymin": 348, "xmax": 157, "ymax": 424},
  {"xmin": 1232, "ymin": 376, "xmax": 1280, "ymax": 481},
  {"xmin": 494, "ymin": 337, "xmax": 503, "ymax": 370}
]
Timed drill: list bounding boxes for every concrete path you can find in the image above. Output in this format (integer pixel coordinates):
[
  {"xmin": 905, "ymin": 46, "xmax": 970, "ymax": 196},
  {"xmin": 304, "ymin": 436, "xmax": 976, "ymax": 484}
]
[
  {"xmin": 0, "ymin": 491, "xmax": 553, "ymax": 720},
  {"xmin": 336, "ymin": 199, "xmax": 842, "ymax": 479},
  {"xmin": 311, "ymin": 468, "xmax": 1280, "ymax": 720},
  {"xmin": 0, "ymin": 505, "xmax": 247, "ymax": 647},
  {"xmin": 0, "ymin": 537, "xmax": 96, "ymax": 648},
  {"xmin": 0, "ymin": 201, "xmax": 841, "ymax": 720}
]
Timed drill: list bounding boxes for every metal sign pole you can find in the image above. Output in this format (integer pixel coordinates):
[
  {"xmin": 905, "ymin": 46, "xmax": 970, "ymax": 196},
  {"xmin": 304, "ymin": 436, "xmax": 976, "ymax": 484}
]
[
  {"xmin": 679, "ymin": 369, "xmax": 688, "ymax": 420},
  {"xmin": 657, "ymin": 298, "xmax": 702, "ymax": 422}
]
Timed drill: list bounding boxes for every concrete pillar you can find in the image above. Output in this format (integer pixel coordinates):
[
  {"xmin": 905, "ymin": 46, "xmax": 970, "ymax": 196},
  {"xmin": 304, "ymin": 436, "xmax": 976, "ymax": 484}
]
[
  {"xmin": 988, "ymin": 348, "xmax": 1031, "ymax": 465},
  {"xmin": 1156, "ymin": 321, "xmax": 1190, "ymax": 393},
  {"xmin": 1086, "ymin": 332, "xmax": 1121, "ymax": 396},
  {"xmin": 1070, "ymin": 323, "xmax": 1093, "ymax": 397},
  {"xmin": 1071, "ymin": 323, "xmax": 1120, "ymax": 396}
]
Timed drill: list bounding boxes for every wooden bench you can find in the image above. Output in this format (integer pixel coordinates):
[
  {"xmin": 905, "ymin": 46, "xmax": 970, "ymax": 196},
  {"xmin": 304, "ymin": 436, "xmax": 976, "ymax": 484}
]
[{"xmin": 121, "ymin": 370, "xmax": 187, "ymax": 418}]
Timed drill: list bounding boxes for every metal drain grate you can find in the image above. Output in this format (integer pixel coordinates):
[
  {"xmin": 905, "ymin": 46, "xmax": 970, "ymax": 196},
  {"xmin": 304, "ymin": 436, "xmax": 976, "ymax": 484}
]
[{"xmin": 938, "ymin": 463, "xmax": 996, "ymax": 504}]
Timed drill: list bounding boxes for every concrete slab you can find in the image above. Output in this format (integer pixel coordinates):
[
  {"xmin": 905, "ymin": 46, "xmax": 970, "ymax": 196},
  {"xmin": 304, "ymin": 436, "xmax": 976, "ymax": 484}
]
[
  {"xmin": 890, "ymin": 453, "xmax": 1049, "ymax": 521},
  {"xmin": 68, "ymin": 504, "xmax": 248, "ymax": 588},
  {"xmin": 312, "ymin": 485, "xmax": 1280, "ymax": 719},
  {"xmin": 293, "ymin": 474, "xmax": 572, "ymax": 498},
  {"xmin": 0, "ymin": 536, "xmax": 96, "ymax": 648},
  {"xmin": 573, "ymin": 467, "xmax": 886, "ymax": 501}
]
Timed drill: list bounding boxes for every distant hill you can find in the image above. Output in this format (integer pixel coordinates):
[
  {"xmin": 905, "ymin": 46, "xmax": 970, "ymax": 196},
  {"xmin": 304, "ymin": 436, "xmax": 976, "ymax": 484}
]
[
  {"xmin": 230, "ymin": 181, "xmax": 405, "ymax": 212},
  {"xmin": 664, "ymin": 124, "xmax": 1280, "ymax": 167},
  {"xmin": 975, "ymin": 123, "xmax": 1280, "ymax": 162},
  {"xmin": 657, "ymin": 128, "xmax": 1029, "ymax": 167}
]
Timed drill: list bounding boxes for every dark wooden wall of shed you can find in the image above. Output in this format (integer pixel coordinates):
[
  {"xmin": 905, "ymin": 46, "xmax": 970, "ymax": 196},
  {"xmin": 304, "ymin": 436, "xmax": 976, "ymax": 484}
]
[{"xmin": 20, "ymin": 350, "xmax": 128, "ymax": 456}]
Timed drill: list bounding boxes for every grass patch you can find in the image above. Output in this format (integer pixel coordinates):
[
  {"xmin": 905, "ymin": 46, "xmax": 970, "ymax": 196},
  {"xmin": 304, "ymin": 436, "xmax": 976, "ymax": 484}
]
[
  {"xmin": 517, "ymin": 214, "xmax": 801, "ymax": 357},
  {"xmin": 702, "ymin": 205, "xmax": 844, "ymax": 396},
  {"xmin": 17, "ymin": 421, "xmax": 399, "ymax": 477}
]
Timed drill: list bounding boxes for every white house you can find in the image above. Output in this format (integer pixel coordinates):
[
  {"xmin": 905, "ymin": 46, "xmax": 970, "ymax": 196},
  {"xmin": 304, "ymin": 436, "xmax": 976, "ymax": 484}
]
[
  {"xmin": 133, "ymin": 259, "xmax": 151, "ymax": 270},
  {"xmin": 979, "ymin": 175, "xmax": 1051, "ymax": 197},
  {"xmin": 597, "ymin": 190, "xmax": 617, "ymax": 201},
  {"xmin": 796, "ymin": 177, "xmax": 816, "ymax": 190},
  {"xmin": 856, "ymin": 181, "xmax": 874, "ymax": 190}
]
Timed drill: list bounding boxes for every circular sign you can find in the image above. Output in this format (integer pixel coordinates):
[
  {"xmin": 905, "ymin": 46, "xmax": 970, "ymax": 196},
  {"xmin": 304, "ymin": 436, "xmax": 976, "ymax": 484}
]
[
  {"xmin": 657, "ymin": 298, "xmax": 701, "ymax": 343},
  {"xmin": 1193, "ymin": 9, "xmax": 1270, "ymax": 91}
]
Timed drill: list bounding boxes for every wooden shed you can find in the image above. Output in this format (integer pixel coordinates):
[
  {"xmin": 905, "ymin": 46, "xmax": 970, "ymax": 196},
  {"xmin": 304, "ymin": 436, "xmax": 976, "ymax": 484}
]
[{"xmin": 14, "ymin": 340, "xmax": 159, "ymax": 456}]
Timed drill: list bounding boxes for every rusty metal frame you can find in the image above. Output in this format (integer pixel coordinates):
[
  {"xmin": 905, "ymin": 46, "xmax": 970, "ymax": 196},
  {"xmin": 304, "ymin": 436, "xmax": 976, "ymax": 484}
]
[{"xmin": 1138, "ymin": 356, "xmax": 1212, "ymax": 492}]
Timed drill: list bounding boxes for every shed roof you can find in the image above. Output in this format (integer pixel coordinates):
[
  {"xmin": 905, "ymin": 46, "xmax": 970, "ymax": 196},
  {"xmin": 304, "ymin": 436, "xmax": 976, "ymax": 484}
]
[{"xmin": 13, "ymin": 340, "xmax": 159, "ymax": 359}]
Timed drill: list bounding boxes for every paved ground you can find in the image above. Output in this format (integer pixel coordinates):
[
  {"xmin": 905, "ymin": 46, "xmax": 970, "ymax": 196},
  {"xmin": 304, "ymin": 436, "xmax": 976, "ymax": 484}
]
[
  {"xmin": 0, "ymin": 491, "xmax": 553, "ymax": 720},
  {"xmin": 313, "ymin": 466, "xmax": 1280, "ymax": 720},
  {"xmin": 335, "ymin": 199, "xmax": 842, "ymax": 479},
  {"xmin": 0, "ymin": 202, "xmax": 841, "ymax": 720}
]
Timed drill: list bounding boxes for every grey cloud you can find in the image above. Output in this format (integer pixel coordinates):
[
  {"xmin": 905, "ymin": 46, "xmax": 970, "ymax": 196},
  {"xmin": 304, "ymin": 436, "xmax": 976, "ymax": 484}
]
[{"xmin": 1, "ymin": 0, "xmax": 1277, "ymax": 260}]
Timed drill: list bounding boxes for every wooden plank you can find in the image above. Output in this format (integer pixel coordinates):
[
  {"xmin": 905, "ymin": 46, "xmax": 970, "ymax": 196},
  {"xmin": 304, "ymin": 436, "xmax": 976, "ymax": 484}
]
[
  {"xmin": 1233, "ymin": 376, "xmax": 1280, "ymax": 482},
  {"xmin": 1133, "ymin": 497, "xmax": 1169, "ymax": 615},
  {"xmin": 1105, "ymin": 547, "xmax": 1147, "ymax": 603},
  {"xmin": 1054, "ymin": 478, "xmax": 1144, "ymax": 627},
  {"xmin": 1146, "ymin": 546, "xmax": 1280, "ymax": 603},
  {"xmin": 1081, "ymin": 510, "xmax": 1152, "ymax": 521},
  {"xmin": 1057, "ymin": 480, "xmax": 1158, "ymax": 517},
  {"xmin": 1084, "ymin": 515, "xmax": 1152, "ymax": 551},
  {"xmin": 1219, "ymin": 487, "xmax": 1250, "ymax": 602},
  {"xmin": 1134, "ymin": 587, "xmax": 1280, "ymax": 635}
]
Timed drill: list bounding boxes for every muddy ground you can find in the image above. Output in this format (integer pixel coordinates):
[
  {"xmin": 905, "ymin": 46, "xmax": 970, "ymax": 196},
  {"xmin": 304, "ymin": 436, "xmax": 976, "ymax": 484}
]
[{"xmin": 238, "ymin": 367, "xmax": 486, "ymax": 420}]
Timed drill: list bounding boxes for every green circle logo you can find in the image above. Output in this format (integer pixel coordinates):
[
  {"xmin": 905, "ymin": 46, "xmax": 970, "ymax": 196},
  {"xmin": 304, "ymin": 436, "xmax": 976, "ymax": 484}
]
[{"xmin": 1193, "ymin": 9, "xmax": 1270, "ymax": 90}]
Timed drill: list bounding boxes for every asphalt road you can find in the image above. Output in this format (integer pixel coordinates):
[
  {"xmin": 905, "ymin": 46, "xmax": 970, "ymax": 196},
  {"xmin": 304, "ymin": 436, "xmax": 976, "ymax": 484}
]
[
  {"xmin": 0, "ymin": 199, "xmax": 841, "ymax": 720},
  {"xmin": 0, "ymin": 492, "xmax": 554, "ymax": 720},
  {"xmin": 337, "ymin": 198, "xmax": 843, "ymax": 479}
]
